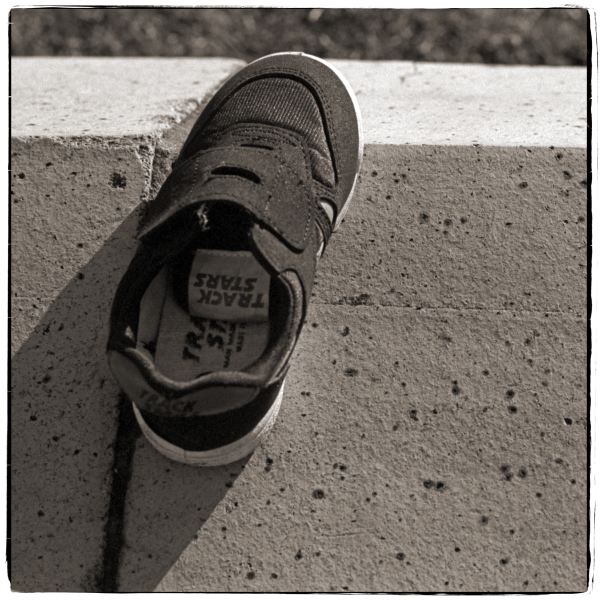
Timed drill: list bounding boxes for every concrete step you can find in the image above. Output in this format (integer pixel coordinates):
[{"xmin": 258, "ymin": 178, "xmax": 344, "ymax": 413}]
[{"xmin": 10, "ymin": 57, "xmax": 587, "ymax": 592}]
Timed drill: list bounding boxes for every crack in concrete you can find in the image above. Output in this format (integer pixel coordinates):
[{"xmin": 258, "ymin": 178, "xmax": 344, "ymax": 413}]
[
  {"xmin": 12, "ymin": 295, "xmax": 584, "ymax": 319},
  {"xmin": 86, "ymin": 60, "xmax": 584, "ymax": 591},
  {"xmin": 92, "ymin": 99, "xmax": 206, "ymax": 593},
  {"xmin": 318, "ymin": 530, "xmax": 367, "ymax": 538},
  {"xmin": 96, "ymin": 394, "xmax": 140, "ymax": 592},
  {"xmin": 309, "ymin": 299, "xmax": 584, "ymax": 318},
  {"xmin": 398, "ymin": 61, "xmax": 420, "ymax": 84},
  {"xmin": 134, "ymin": 139, "xmax": 158, "ymax": 206}
]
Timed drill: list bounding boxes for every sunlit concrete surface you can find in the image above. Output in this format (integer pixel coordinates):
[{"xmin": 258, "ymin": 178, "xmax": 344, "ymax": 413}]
[{"xmin": 10, "ymin": 58, "xmax": 587, "ymax": 592}]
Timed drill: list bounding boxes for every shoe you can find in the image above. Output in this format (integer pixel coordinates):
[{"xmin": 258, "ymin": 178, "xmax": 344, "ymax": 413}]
[{"xmin": 107, "ymin": 52, "xmax": 363, "ymax": 466}]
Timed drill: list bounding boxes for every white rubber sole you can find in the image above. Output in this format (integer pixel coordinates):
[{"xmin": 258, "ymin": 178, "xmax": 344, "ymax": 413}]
[
  {"xmin": 247, "ymin": 52, "xmax": 364, "ymax": 232},
  {"xmin": 132, "ymin": 382, "xmax": 285, "ymax": 467}
]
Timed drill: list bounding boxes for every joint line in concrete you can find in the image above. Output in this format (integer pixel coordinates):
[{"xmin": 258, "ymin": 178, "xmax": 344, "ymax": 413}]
[{"xmin": 96, "ymin": 395, "xmax": 140, "ymax": 593}]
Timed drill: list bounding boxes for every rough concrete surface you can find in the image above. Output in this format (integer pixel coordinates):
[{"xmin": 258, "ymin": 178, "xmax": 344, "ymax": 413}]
[
  {"xmin": 11, "ymin": 57, "xmax": 245, "ymax": 139},
  {"xmin": 10, "ymin": 139, "xmax": 143, "ymax": 591},
  {"xmin": 10, "ymin": 58, "xmax": 243, "ymax": 591},
  {"xmin": 128, "ymin": 306, "xmax": 586, "ymax": 593},
  {"xmin": 315, "ymin": 145, "xmax": 587, "ymax": 315},
  {"xmin": 335, "ymin": 60, "xmax": 586, "ymax": 147},
  {"xmin": 10, "ymin": 58, "xmax": 588, "ymax": 592}
]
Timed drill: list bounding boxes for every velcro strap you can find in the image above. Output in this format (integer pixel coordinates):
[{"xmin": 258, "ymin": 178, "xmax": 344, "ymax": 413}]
[{"xmin": 139, "ymin": 142, "xmax": 314, "ymax": 252}]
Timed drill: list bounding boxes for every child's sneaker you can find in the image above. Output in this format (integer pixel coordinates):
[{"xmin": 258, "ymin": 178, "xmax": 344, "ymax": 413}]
[{"xmin": 107, "ymin": 53, "xmax": 363, "ymax": 465}]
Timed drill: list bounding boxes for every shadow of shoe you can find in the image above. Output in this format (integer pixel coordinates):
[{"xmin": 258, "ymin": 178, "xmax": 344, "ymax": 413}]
[
  {"xmin": 11, "ymin": 104, "xmax": 254, "ymax": 591},
  {"xmin": 11, "ymin": 205, "xmax": 248, "ymax": 591},
  {"xmin": 11, "ymin": 150, "xmax": 251, "ymax": 593},
  {"xmin": 10, "ymin": 208, "xmax": 139, "ymax": 591},
  {"xmin": 116, "ymin": 441, "xmax": 248, "ymax": 592}
]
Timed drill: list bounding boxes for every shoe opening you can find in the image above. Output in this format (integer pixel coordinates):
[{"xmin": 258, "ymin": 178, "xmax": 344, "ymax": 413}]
[{"xmin": 134, "ymin": 202, "xmax": 291, "ymax": 382}]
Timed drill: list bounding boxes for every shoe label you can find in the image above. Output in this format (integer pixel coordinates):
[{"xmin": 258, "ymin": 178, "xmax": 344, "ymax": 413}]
[
  {"xmin": 188, "ymin": 249, "xmax": 270, "ymax": 322},
  {"xmin": 155, "ymin": 286, "xmax": 269, "ymax": 380}
]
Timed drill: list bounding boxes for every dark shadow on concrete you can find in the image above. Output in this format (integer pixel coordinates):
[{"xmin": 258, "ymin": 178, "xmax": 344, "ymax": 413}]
[
  {"xmin": 109, "ymin": 111, "xmax": 249, "ymax": 592},
  {"xmin": 96, "ymin": 394, "xmax": 140, "ymax": 592},
  {"xmin": 10, "ymin": 206, "xmax": 247, "ymax": 592},
  {"xmin": 116, "ymin": 450, "xmax": 248, "ymax": 592},
  {"xmin": 10, "ymin": 210, "xmax": 140, "ymax": 591}
]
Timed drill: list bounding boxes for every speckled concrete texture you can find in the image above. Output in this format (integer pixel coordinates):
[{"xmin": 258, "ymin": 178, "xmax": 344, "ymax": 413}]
[
  {"xmin": 121, "ymin": 306, "xmax": 586, "ymax": 593},
  {"xmin": 10, "ymin": 58, "xmax": 243, "ymax": 591},
  {"xmin": 12, "ymin": 59, "xmax": 585, "ymax": 147},
  {"xmin": 10, "ymin": 59, "xmax": 588, "ymax": 592},
  {"xmin": 11, "ymin": 57, "xmax": 245, "ymax": 139},
  {"xmin": 314, "ymin": 145, "xmax": 587, "ymax": 315},
  {"xmin": 10, "ymin": 139, "xmax": 143, "ymax": 591},
  {"xmin": 334, "ymin": 60, "xmax": 586, "ymax": 147}
]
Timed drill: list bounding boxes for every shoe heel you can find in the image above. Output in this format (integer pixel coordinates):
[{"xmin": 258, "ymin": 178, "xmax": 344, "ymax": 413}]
[{"xmin": 132, "ymin": 382, "xmax": 285, "ymax": 466}]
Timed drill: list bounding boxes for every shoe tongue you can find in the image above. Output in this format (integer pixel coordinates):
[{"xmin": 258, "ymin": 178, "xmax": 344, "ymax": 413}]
[{"xmin": 186, "ymin": 248, "xmax": 270, "ymax": 322}]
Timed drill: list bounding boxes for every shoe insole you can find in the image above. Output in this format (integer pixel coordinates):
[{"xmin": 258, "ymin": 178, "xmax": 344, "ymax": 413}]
[{"xmin": 137, "ymin": 249, "xmax": 271, "ymax": 382}]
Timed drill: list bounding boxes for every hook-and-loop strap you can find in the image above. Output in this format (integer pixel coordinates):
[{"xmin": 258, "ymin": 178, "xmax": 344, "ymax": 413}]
[{"xmin": 138, "ymin": 142, "xmax": 315, "ymax": 252}]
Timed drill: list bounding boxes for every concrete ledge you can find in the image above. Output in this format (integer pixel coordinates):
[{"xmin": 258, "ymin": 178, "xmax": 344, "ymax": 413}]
[
  {"xmin": 12, "ymin": 58, "xmax": 586, "ymax": 147},
  {"xmin": 10, "ymin": 58, "xmax": 587, "ymax": 592},
  {"xmin": 335, "ymin": 60, "xmax": 586, "ymax": 147},
  {"xmin": 12, "ymin": 57, "xmax": 245, "ymax": 139},
  {"xmin": 10, "ymin": 58, "xmax": 243, "ymax": 591}
]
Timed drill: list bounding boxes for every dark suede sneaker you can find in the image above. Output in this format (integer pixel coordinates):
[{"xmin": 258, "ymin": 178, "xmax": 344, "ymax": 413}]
[{"xmin": 107, "ymin": 53, "xmax": 363, "ymax": 465}]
